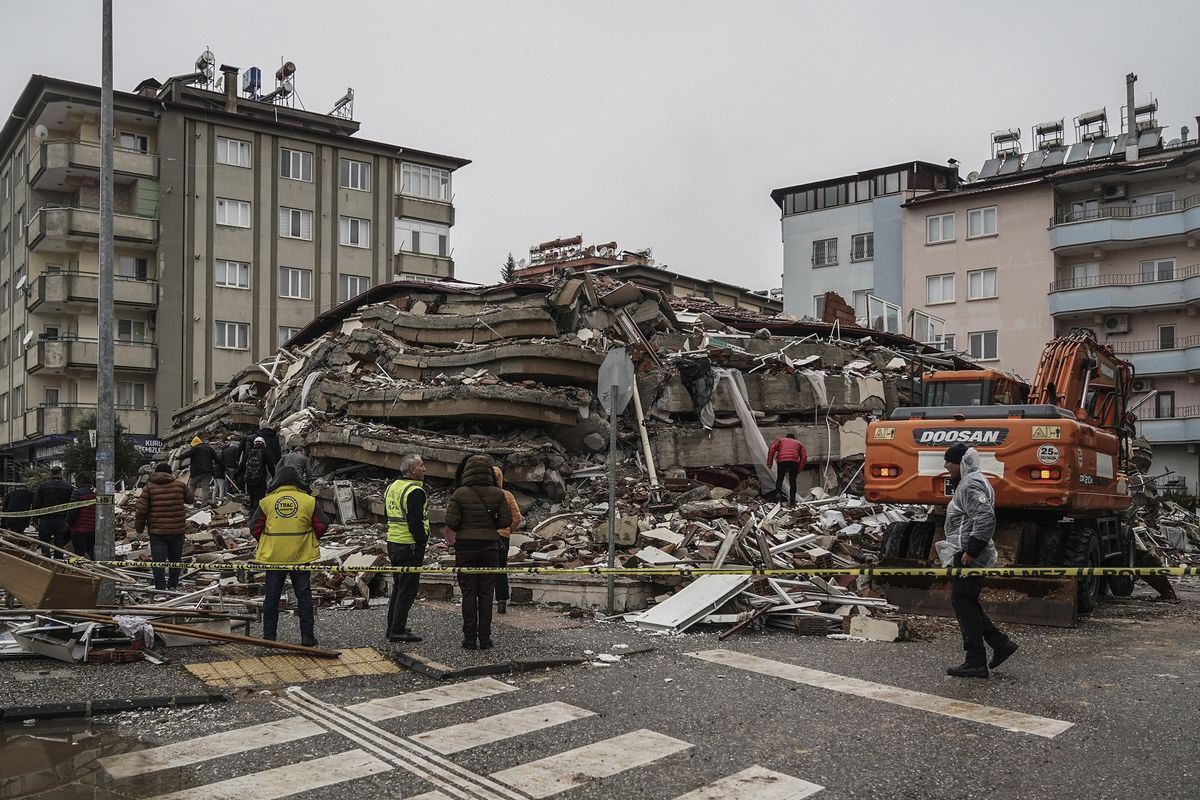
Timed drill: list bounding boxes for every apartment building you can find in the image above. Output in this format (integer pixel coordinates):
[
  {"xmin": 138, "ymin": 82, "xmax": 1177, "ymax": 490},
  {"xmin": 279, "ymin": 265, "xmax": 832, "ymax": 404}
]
[
  {"xmin": 0, "ymin": 59, "xmax": 468, "ymax": 470},
  {"xmin": 770, "ymin": 162, "xmax": 958, "ymax": 324}
]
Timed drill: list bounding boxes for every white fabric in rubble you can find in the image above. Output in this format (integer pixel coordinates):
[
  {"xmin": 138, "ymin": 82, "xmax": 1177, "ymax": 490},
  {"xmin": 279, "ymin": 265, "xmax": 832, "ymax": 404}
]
[
  {"xmin": 711, "ymin": 367, "xmax": 773, "ymax": 486},
  {"xmin": 855, "ymin": 376, "xmax": 886, "ymax": 409},
  {"xmin": 113, "ymin": 615, "xmax": 155, "ymax": 647},
  {"xmin": 799, "ymin": 370, "xmax": 828, "ymax": 408}
]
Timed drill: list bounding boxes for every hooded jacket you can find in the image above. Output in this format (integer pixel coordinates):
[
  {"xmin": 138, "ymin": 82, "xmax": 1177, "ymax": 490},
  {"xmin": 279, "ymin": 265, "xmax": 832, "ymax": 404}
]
[
  {"xmin": 445, "ymin": 456, "xmax": 512, "ymax": 542},
  {"xmin": 492, "ymin": 466, "xmax": 522, "ymax": 538},
  {"xmin": 135, "ymin": 471, "xmax": 195, "ymax": 535},
  {"xmin": 936, "ymin": 448, "xmax": 998, "ymax": 567},
  {"xmin": 66, "ymin": 483, "xmax": 97, "ymax": 535},
  {"xmin": 249, "ymin": 466, "xmax": 328, "ymax": 564}
]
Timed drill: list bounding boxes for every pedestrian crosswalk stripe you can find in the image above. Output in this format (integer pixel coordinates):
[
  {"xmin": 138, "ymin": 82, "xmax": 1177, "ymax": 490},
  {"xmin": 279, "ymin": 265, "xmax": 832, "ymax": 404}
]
[
  {"xmin": 411, "ymin": 701, "xmax": 597, "ymax": 755},
  {"xmin": 99, "ymin": 717, "xmax": 327, "ymax": 780},
  {"xmin": 688, "ymin": 649, "xmax": 1074, "ymax": 738},
  {"xmin": 347, "ymin": 676, "xmax": 518, "ymax": 721},
  {"xmin": 673, "ymin": 765, "xmax": 825, "ymax": 799},
  {"xmin": 491, "ymin": 728, "xmax": 693, "ymax": 798},
  {"xmin": 146, "ymin": 748, "xmax": 390, "ymax": 800}
]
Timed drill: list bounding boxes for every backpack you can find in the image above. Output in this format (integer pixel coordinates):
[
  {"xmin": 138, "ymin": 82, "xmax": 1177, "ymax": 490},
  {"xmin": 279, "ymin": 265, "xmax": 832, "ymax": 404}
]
[{"xmin": 244, "ymin": 448, "xmax": 266, "ymax": 483}]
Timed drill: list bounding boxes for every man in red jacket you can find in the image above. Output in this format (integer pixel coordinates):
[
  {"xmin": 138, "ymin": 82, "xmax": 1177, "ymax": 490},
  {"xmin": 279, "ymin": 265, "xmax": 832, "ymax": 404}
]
[{"xmin": 766, "ymin": 433, "xmax": 807, "ymax": 505}]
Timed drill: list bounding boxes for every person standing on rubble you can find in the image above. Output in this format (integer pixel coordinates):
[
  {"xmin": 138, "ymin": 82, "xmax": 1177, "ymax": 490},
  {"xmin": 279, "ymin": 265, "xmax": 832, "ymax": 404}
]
[
  {"xmin": 384, "ymin": 454, "xmax": 428, "ymax": 643},
  {"xmin": 220, "ymin": 437, "xmax": 243, "ymax": 496},
  {"xmin": 938, "ymin": 443, "xmax": 1019, "ymax": 679},
  {"xmin": 492, "ymin": 465, "xmax": 522, "ymax": 615},
  {"xmin": 270, "ymin": 444, "xmax": 310, "ymax": 492},
  {"xmin": 134, "ymin": 464, "xmax": 195, "ymax": 590},
  {"xmin": 33, "ymin": 466, "xmax": 75, "ymax": 558},
  {"xmin": 244, "ymin": 437, "xmax": 272, "ymax": 508},
  {"xmin": 445, "ymin": 454, "xmax": 512, "ymax": 650},
  {"xmin": 187, "ymin": 436, "xmax": 220, "ymax": 506},
  {"xmin": 766, "ymin": 433, "xmax": 807, "ymax": 506},
  {"xmin": 65, "ymin": 475, "xmax": 97, "ymax": 559},
  {"xmin": 249, "ymin": 465, "xmax": 328, "ymax": 647}
]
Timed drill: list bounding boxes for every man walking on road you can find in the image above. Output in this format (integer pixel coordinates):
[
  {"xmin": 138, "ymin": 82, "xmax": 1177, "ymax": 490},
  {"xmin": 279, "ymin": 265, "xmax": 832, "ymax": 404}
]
[
  {"xmin": 384, "ymin": 454, "xmax": 428, "ymax": 643},
  {"xmin": 33, "ymin": 466, "xmax": 74, "ymax": 558},
  {"xmin": 135, "ymin": 464, "xmax": 194, "ymax": 590},
  {"xmin": 766, "ymin": 433, "xmax": 807, "ymax": 505},
  {"xmin": 250, "ymin": 465, "xmax": 327, "ymax": 647},
  {"xmin": 937, "ymin": 443, "xmax": 1019, "ymax": 678}
]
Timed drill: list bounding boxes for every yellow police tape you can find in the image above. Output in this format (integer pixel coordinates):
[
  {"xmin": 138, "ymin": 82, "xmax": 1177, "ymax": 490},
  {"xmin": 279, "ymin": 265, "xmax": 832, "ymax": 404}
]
[
  {"xmin": 64, "ymin": 558, "xmax": 1199, "ymax": 579},
  {"xmin": 1, "ymin": 498, "xmax": 109, "ymax": 518}
]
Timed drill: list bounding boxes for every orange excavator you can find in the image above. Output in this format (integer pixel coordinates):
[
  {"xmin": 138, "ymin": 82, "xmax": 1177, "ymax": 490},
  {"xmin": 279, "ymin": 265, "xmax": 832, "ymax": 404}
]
[{"xmin": 865, "ymin": 329, "xmax": 1137, "ymax": 620}]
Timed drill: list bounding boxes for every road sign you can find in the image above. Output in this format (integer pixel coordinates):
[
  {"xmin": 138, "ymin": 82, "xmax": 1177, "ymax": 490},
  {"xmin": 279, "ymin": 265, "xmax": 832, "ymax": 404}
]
[{"xmin": 598, "ymin": 348, "xmax": 634, "ymax": 416}]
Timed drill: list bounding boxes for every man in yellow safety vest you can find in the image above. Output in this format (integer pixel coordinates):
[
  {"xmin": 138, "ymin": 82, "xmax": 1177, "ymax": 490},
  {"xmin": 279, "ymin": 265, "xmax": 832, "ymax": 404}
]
[
  {"xmin": 385, "ymin": 454, "xmax": 429, "ymax": 643},
  {"xmin": 249, "ymin": 465, "xmax": 329, "ymax": 647}
]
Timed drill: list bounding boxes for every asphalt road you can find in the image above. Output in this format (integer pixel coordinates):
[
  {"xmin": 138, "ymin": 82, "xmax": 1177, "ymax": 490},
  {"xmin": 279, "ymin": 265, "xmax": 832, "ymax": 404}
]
[{"xmin": 2, "ymin": 579, "xmax": 1197, "ymax": 800}]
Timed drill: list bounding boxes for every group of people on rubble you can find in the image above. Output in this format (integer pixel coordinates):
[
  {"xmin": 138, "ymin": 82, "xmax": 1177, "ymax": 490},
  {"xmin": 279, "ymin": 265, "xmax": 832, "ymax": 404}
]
[{"xmin": 185, "ymin": 426, "xmax": 310, "ymax": 509}]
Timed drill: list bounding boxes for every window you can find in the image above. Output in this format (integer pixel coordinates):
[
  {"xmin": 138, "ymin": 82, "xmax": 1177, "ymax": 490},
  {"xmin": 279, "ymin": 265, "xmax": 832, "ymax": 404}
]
[
  {"xmin": 215, "ymin": 259, "xmax": 250, "ymax": 289},
  {"xmin": 1, "ymin": 170, "xmax": 7, "ymax": 199},
  {"xmin": 215, "ymin": 320, "xmax": 249, "ymax": 350},
  {"xmin": 1132, "ymin": 192, "xmax": 1175, "ymax": 215},
  {"xmin": 0, "ymin": 337, "xmax": 7, "ymax": 367},
  {"xmin": 216, "ymin": 198, "xmax": 251, "ymax": 227},
  {"xmin": 11, "ymin": 386, "xmax": 22, "ymax": 417},
  {"xmin": 852, "ymin": 289, "xmax": 871, "ymax": 323},
  {"xmin": 339, "ymin": 216, "xmax": 370, "ymax": 248},
  {"xmin": 1071, "ymin": 262, "xmax": 1099, "ymax": 287},
  {"xmin": 339, "ymin": 274, "xmax": 370, "ymax": 303},
  {"xmin": 117, "ymin": 381, "xmax": 146, "ymax": 407},
  {"xmin": 118, "ymin": 255, "xmax": 149, "ymax": 280},
  {"xmin": 14, "ymin": 207, "xmax": 23, "ymax": 242},
  {"xmin": 118, "ymin": 132, "xmax": 149, "ymax": 153},
  {"xmin": 278, "ymin": 326, "xmax": 302, "ymax": 347},
  {"xmin": 1140, "ymin": 258, "xmax": 1175, "ymax": 282},
  {"xmin": 118, "ymin": 318, "xmax": 148, "ymax": 342},
  {"xmin": 852, "ymin": 179, "xmax": 872, "ymax": 203},
  {"xmin": 967, "ymin": 268, "xmax": 997, "ymax": 300},
  {"xmin": 279, "ymin": 266, "xmax": 312, "ymax": 300},
  {"xmin": 812, "ymin": 237, "xmax": 837, "ymax": 267},
  {"xmin": 280, "ymin": 148, "xmax": 313, "ymax": 181},
  {"xmin": 279, "ymin": 207, "xmax": 312, "ymax": 240},
  {"xmin": 813, "ymin": 295, "xmax": 826, "ymax": 319},
  {"xmin": 43, "ymin": 326, "xmax": 60, "ymax": 339},
  {"xmin": 968, "ymin": 330, "xmax": 998, "ymax": 361},
  {"xmin": 14, "ymin": 145, "xmax": 24, "ymax": 181},
  {"xmin": 399, "ymin": 163, "xmax": 451, "ymax": 202},
  {"xmin": 1070, "ymin": 198, "xmax": 1099, "ymax": 220},
  {"xmin": 927, "ymin": 213, "xmax": 954, "ymax": 244},
  {"xmin": 46, "ymin": 264, "xmax": 62, "ymax": 274},
  {"xmin": 394, "ymin": 218, "xmax": 450, "ymax": 257},
  {"xmin": 44, "ymin": 388, "xmax": 60, "ymax": 406},
  {"xmin": 1156, "ymin": 391, "xmax": 1175, "ymax": 419},
  {"xmin": 13, "ymin": 325, "xmax": 23, "ymax": 360},
  {"xmin": 1159, "ymin": 325, "xmax": 1176, "ymax": 350},
  {"xmin": 216, "ymin": 137, "xmax": 252, "ymax": 167},
  {"xmin": 340, "ymin": 159, "xmax": 371, "ymax": 191},
  {"xmin": 850, "ymin": 232, "xmax": 874, "ymax": 262},
  {"xmin": 926, "ymin": 273, "xmax": 954, "ymax": 304},
  {"xmin": 0, "ymin": 393, "xmax": 7, "ymax": 422},
  {"xmin": 967, "ymin": 206, "xmax": 997, "ymax": 238},
  {"xmin": 0, "ymin": 226, "xmax": 6, "ymax": 258},
  {"xmin": 940, "ymin": 333, "xmax": 957, "ymax": 352}
]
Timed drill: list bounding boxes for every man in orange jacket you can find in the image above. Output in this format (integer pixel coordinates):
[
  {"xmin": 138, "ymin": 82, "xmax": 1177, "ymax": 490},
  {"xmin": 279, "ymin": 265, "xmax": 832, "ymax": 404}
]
[{"xmin": 766, "ymin": 433, "xmax": 807, "ymax": 505}]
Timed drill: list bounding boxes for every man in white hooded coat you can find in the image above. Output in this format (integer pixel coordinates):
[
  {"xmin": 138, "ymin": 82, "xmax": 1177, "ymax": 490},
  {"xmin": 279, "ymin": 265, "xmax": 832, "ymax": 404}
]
[{"xmin": 936, "ymin": 443, "xmax": 1019, "ymax": 678}]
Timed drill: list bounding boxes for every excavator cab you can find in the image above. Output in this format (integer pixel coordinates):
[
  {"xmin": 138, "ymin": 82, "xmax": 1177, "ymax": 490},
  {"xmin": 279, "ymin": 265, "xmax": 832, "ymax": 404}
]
[{"xmin": 922, "ymin": 369, "xmax": 1029, "ymax": 407}]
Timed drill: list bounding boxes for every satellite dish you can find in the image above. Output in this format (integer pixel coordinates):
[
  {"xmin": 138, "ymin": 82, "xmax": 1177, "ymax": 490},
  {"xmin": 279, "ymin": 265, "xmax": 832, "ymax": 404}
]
[
  {"xmin": 34, "ymin": 124, "xmax": 48, "ymax": 142},
  {"xmin": 966, "ymin": 171, "xmax": 980, "ymax": 183}
]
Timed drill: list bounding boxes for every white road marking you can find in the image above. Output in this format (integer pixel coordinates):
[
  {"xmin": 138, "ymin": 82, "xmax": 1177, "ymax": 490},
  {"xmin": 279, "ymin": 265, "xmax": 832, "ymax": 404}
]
[
  {"xmin": 674, "ymin": 765, "xmax": 825, "ymax": 799},
  {"xmin": 99, "ymin": 717, "xmax": 326, "ymax": 779},
  {"xmin": 409, "ymin": 794, "xmax": 454, "ymax": 800},
  {"xmin": 491, "ymin": 729, "xmax": 693, "ymax": 798},
  {"xmin": 689, "ymin": 649, "xmax": 1074, "ymax": 738},
  {"xmin": 412, "ymin": 701, "xmax": 596, "ymax": 755},
  {"xmin": 147, "ymin": 749, "xmax": 389, "ymax": 800},
  {"xmin": 347, "ymin": 677, "xmax": 518, "ymax": 721}
]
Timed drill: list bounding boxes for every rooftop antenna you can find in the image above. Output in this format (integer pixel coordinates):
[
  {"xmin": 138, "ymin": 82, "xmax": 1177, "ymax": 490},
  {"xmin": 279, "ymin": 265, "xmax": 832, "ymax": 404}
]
[{"xmin": 328, "ymin": 87, "xmax": 354, "ymax": 119}]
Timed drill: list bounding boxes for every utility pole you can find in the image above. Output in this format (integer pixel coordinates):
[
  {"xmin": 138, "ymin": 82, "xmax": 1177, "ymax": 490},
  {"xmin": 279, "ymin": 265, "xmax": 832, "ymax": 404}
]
[{"xmin": 95, "ymin": 0, "xmax": 116, "ymax": 601}]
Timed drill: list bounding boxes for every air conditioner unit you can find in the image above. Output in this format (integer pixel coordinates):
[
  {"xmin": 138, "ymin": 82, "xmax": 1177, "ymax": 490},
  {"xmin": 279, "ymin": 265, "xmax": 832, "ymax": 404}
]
[
  {"xmin": 1131, "ymin": 378, "xmax": 1153, "ymax": 393},
  {"xmin": 1103, "ymin": 314, "xmax": 1129, "ymax": 333},
  {"xmin": 1102, "ymin": 183, "xmax": 1128, "ymax": 201}
]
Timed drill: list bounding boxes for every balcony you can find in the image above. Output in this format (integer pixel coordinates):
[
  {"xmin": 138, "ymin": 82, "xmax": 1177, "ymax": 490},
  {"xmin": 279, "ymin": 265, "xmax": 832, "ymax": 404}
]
[
  {"xmin": 1110, "ymin": 333, "xmax": 1200, "ymax": 376},
  {"xmin": 26, "ymin": 207, "xmax": 158, "ymax": 252},
  {"xmin": 1048, "ymin": 194, "xmax": 1200, "ymax": 251},
  {"xmin": 26, "ymin": 338, "xmax": 158, "ymax": 375},
  {"xmin": 1048, "ymin": 263, "xmax": 1200, "ymax": 315},
  {"xmin": 28, "ymin": 273, "xmax": 158, "ymax": 312},
  {"xmin": 28, "ymin": 140, "xmax": 157, "ymax": 190},
  {"xmin": 1134, "ymin": 405, "xmax": 1200, "ymax": 446},
  {"xmin": 24, "ymin": 403, "xmax": 158, "ymax": 438},
  {"xmin": 394, "ymin": 251, "xmax": 454, "ymax": 279},
  {"xmin": 394, "ymin": 194, "xmax": 454, "ymax": 226}
]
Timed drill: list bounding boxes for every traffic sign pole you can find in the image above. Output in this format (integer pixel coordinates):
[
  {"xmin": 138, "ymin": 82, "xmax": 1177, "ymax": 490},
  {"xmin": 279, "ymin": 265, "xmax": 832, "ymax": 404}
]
[{"xmin": 606, "ymin": 383, "xmax": 618, "ymax": 615}]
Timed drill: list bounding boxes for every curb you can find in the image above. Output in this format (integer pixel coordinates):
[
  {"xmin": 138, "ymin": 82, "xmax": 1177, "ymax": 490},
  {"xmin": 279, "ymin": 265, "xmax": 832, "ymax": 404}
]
[{"xmin": 1, "ymin": 693, "xmax": 229, "ymax": 722}]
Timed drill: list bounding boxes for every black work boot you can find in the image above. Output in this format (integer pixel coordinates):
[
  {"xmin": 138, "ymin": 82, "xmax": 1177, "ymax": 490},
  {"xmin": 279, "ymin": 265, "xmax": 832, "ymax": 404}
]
[
  {"xmin": 989, "ymin": 640, "xmax": 1019, "ymax": 669},
  {"xmin": 497, "ymin": 601, "xmax": 507, "ymax": 614},
  {"xmin": 946, "ymin": 662, "xmax": 989, "ymax": 679}
]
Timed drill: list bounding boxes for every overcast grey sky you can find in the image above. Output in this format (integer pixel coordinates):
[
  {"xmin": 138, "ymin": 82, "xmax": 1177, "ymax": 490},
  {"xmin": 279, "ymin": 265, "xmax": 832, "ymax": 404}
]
[{"xmin": 4, "ymin": 1, "xmax": 1198, "ymax": 289}]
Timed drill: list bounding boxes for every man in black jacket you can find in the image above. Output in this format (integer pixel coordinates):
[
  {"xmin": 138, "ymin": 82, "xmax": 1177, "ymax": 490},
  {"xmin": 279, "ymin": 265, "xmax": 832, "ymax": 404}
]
[
  {"xmin": 219, "ymin": 438, "xmax": 243, "ymax": 496},
  {"xmin": 187, "ymin": 437, "xmax": 220, "ymax": 506},
  {"xmin": 33, "ymin": 466, "xmax": 75, "ymax": 558},
  {"xmin": 1, "ymin": 479, "xmax": 35, "ymax": 534}
]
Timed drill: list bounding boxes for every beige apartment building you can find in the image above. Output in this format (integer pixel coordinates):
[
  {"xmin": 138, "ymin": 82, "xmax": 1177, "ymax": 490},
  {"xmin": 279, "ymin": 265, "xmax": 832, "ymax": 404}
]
[{"xmin": 0, "ymin": 65, "xmax": 467, "ymax": 471}]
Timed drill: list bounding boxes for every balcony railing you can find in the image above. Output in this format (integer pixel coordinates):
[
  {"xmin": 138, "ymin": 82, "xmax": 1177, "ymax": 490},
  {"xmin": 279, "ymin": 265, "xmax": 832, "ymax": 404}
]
[
  {"xmin": 24, "ymin": 403, "xmax": 157, "ymax": 438},
  {"xmin": 1134, "ymin": 404, "xmax": 1200, "ymax": 421},
  {"xmin": 1110, "ymin": 334, "xmax": 1200, "ymax": 354},
  {"xmin": 27, "ymin": 337, "xmax": 158, "ymax": 373},
  {"xmin": 1051, "ymin": 193, "xmax": 1200, "ymax": 227},
  {"xmin": 1050, "ymin": 263, "xmax": 1200, "ymax": 292}
]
